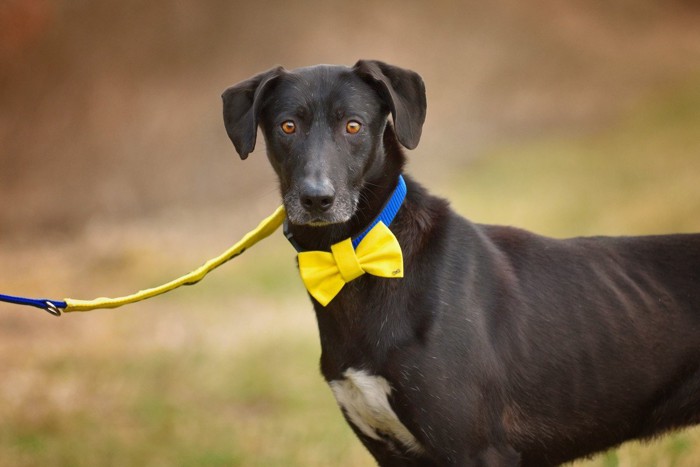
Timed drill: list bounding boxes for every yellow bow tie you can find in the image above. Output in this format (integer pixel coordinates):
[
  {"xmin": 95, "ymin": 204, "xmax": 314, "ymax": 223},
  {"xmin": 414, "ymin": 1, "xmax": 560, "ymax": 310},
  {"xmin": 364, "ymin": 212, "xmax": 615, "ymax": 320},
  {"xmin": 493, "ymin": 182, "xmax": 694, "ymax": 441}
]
[{"xmin": 297, "ymin": 221, "xmax": 403, "ymax": 306}]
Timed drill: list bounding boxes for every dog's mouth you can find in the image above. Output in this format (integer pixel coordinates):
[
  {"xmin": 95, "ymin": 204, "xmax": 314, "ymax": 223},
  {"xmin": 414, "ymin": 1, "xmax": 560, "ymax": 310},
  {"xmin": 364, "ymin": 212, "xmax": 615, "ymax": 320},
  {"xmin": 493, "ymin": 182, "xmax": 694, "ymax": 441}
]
[
  {"xmin": 285, "ymin": 209, "xmax": 353, "ymax": 227},
  {"xmin": 283, "ymin": 191, "xmax": 358, "ymax": 227}
]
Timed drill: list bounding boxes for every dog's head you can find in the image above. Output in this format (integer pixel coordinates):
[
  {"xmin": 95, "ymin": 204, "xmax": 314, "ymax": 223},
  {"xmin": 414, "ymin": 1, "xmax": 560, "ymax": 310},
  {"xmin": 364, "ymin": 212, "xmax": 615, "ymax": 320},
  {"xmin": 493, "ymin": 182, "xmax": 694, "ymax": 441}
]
[{"xmin": 222, "ymin": 60, "xmax": 426, "ymax": 227}]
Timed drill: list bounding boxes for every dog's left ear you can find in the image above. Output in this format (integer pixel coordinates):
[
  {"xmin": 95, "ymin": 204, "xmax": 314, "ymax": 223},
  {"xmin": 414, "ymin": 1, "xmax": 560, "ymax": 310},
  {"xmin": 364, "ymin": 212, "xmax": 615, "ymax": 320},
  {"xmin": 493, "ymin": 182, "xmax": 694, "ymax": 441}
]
[
  {"xmin": 353, "ymin": 60, "xmax": 427, "ymax": 149},
  {"xmin": 222, "ymin": 66, "xmax": 284, "ymax": 160}
]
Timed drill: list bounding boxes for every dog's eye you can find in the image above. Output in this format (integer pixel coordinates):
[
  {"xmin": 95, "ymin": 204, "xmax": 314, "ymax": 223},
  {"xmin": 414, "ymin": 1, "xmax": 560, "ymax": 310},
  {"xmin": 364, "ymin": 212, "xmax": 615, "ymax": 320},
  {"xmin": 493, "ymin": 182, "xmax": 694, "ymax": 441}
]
[
  {"xmin": 346, "ymin": 121, "xmax": 361, "ymax": 134},
  {"xmin": 281, "ymin": 120, "xmax": 296, "ymax": 134}
]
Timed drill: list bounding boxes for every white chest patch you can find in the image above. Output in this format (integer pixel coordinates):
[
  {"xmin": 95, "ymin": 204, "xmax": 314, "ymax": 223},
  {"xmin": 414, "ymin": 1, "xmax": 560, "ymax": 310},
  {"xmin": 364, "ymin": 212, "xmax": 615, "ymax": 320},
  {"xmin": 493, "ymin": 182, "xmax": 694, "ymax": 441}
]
[{"xmin": 329, "ymin": 368, "xmax": 424, "ymax": 454}]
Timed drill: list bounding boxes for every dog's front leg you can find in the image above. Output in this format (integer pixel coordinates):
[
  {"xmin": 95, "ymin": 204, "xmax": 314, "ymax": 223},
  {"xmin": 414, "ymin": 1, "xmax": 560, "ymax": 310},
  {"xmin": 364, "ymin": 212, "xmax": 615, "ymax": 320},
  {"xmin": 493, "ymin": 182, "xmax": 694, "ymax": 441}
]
[
  {"xmin": 360, "ymin": 442, "xmax": 522, "ymax": 467},
  {"xmin": 413, "ymin": 442, "xmax": 521, "ymax": 467},
  {"xmin": 360, "ymin": 435, "xmax": 521, "ymax": 467},
  {"xmin": 460, "ymin": 445, "xmax": 521, "ymax": 467},
  {"xmin": 347, "ymin": 427, "xmax": 434, "ymax": 467}
]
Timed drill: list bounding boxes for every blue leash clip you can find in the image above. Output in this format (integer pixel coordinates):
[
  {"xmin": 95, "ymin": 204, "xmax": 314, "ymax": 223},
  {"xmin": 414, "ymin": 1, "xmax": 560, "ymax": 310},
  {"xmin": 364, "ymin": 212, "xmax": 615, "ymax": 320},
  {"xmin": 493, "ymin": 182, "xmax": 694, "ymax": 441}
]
[{"xmin": 0, "ymin": 293, "xmax": 65, "ymax": 316}]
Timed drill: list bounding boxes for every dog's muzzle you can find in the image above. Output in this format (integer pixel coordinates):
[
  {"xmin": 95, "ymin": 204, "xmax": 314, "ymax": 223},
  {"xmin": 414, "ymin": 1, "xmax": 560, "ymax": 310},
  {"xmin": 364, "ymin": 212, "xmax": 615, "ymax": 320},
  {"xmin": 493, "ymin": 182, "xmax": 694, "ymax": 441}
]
[{"xmin": 284, "ymin": 187, "xmax": 357, "ymax": 226}]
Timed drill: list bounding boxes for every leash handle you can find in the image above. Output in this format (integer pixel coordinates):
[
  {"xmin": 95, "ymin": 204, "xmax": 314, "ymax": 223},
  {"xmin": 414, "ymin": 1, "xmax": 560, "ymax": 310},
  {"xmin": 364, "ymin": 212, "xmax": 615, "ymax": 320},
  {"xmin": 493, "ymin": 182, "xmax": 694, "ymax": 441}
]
[{"xmin": 1, "ymin": 206, "xmax": 286, "ymax": 315}]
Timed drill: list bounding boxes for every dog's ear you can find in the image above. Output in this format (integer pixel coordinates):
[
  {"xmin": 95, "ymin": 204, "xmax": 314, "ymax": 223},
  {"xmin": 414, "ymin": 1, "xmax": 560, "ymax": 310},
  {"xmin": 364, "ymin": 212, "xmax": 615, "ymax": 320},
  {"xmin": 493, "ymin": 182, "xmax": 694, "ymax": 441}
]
[
  {"xmin": 221, "ymin": 66, "xmax": 284, "ymax": 160},
  {"xmin": 352, "ymin": 60, "xmax": 427, "ymax": 150}
]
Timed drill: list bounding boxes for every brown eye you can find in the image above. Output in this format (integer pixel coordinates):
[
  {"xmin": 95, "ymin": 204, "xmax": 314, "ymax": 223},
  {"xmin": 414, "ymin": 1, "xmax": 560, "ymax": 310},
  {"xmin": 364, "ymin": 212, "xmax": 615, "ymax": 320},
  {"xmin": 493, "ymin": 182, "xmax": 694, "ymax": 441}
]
[
  {"xmin": 346, "ymin": 120, "xmax": 361, "ymax": 134},
  {"xmin": 281, "ymin": 120, "xmax": 296, "ymax": 134}
]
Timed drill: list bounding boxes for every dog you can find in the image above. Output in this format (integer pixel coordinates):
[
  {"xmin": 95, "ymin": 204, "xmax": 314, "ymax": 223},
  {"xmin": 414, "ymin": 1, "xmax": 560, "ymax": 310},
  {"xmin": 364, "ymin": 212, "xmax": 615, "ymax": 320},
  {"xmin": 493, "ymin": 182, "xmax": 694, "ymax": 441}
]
[{"xmin": 221, "ymin": 60, "xmax": 700, "ymax": 466}]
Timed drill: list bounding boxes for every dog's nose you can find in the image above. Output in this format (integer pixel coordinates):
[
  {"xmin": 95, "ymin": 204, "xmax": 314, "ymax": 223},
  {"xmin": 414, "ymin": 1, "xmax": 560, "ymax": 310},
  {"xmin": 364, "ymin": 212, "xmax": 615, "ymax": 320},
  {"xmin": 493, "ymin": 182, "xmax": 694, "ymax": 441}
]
[{"xmin": 300, "ymin": 182, "xmax": 335, "ymax": 213}]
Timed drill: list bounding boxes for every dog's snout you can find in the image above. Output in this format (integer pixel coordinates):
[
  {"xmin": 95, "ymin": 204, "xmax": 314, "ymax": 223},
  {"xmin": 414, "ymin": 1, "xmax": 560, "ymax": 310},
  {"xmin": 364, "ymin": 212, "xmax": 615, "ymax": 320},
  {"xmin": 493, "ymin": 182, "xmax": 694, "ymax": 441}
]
[{"xmin": 300, "ymin": 181, "xmax": 336, "ymax": 213}]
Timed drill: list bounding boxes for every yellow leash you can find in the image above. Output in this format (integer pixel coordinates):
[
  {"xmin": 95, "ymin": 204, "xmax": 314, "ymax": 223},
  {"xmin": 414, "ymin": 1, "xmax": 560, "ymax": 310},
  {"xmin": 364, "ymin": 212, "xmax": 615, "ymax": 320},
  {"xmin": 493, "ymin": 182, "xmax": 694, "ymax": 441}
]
[{"xmin": 61, "ymin": 206, "xmax": 285, "ymax": 313}]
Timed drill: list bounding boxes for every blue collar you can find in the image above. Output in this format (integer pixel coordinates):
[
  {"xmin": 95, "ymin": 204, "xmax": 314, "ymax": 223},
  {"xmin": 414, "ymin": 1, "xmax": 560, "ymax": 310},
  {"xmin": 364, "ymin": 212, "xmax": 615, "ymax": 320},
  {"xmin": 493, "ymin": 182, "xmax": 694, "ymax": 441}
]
[
  {"xmin": 285, "ymin": 175, "xmax": 407, "ymax": 252},
  {"xmin": 351, "ymin": 175, "xmax": 406, "ymax": 248}
]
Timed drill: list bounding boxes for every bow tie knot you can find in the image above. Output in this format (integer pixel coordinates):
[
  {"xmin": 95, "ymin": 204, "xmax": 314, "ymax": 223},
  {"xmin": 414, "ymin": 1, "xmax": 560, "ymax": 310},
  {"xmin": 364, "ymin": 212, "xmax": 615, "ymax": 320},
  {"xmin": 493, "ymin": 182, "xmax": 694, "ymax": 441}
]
[
  {"xmin": 332, "ymin": 239, "xmax": 365, "ymax": 282},
  {"xmin": 297, "ymin": 221, "xmax": 403, "ymax": 306}
]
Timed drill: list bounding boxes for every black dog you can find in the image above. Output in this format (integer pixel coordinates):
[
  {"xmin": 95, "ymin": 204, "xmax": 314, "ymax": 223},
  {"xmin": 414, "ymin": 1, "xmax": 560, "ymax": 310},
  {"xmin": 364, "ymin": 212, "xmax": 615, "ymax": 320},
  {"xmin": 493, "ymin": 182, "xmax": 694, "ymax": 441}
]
[{"xmin": 222, "ymin": 60, "xmax": 700, "ymax": 466}]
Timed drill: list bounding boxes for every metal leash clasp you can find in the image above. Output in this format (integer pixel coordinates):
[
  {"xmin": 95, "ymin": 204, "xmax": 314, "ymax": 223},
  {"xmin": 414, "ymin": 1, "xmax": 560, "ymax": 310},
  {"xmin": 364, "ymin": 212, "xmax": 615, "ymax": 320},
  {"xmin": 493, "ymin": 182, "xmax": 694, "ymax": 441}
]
[{"xmin": 44, "ymin": 301, "xmax": 62, "ymax": 317}]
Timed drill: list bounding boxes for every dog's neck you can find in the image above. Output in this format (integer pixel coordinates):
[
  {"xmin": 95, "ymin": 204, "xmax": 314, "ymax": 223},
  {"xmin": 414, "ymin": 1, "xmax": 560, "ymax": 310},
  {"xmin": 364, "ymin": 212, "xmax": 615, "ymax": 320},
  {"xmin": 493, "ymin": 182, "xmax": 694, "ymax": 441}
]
[{"xmin": 285, "ymin": 128, "xmax": 406, "ymax": 252}]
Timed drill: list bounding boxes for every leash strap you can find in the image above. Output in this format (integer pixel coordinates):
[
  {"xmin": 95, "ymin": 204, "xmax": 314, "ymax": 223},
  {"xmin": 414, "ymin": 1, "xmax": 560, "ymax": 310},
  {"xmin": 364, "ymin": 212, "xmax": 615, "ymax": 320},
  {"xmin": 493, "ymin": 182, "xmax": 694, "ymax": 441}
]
[{"xmin": 0, "ymin": 206, "xmax": 286, "ymax": 316}]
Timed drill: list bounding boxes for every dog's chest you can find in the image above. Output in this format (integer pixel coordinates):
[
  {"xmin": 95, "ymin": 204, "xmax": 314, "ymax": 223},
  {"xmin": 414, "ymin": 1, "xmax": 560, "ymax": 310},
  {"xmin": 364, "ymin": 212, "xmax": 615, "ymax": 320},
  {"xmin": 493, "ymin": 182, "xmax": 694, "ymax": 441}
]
[{"xmin": 328, "ymin": 368, "xmax": 424, "ymax": 454}]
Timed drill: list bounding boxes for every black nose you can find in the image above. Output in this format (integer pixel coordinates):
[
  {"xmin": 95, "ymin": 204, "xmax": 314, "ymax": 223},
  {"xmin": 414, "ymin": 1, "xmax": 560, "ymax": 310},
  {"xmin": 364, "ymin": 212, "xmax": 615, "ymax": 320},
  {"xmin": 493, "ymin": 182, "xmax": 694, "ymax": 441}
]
[{"xmin": 300, "ymin": 182, "xmax": 335, "ymax": 213}]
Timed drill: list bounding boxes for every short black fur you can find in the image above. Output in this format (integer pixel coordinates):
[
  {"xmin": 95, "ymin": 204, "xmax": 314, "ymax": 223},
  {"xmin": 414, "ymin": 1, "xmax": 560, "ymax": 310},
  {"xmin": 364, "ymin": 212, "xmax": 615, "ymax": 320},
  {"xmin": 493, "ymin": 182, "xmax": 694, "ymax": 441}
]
[{"xmin": 222, "ymin": 60, "xmax": 700, "ymax": 466}]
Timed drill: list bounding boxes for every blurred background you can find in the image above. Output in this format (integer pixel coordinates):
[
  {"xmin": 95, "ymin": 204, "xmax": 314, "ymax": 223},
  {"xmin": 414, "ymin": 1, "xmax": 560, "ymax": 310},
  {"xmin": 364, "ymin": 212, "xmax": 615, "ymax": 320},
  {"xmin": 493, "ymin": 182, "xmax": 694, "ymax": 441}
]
[{"xmin": 1, "ymin": 0, "xmax": 699, "ymax": 465}]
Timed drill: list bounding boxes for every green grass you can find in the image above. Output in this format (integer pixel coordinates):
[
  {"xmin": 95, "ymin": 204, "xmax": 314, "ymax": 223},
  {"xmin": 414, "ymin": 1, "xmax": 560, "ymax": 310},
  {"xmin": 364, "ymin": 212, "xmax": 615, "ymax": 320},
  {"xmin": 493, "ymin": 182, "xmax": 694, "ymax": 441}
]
[{"xmin": 1, "ymin": 79, "xmax": 699, "ymax": 466}]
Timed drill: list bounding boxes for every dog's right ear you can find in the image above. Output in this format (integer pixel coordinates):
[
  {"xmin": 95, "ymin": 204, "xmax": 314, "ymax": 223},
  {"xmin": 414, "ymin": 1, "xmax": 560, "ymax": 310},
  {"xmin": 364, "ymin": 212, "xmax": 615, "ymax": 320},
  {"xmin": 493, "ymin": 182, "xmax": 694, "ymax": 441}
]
[
  {"xmin": 222, "ymin": 66, "xmax": 284, "ymax": 160},
  {"xmin": 352, "ymin": 60, "xmax": 427, "ymax": 150}
]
